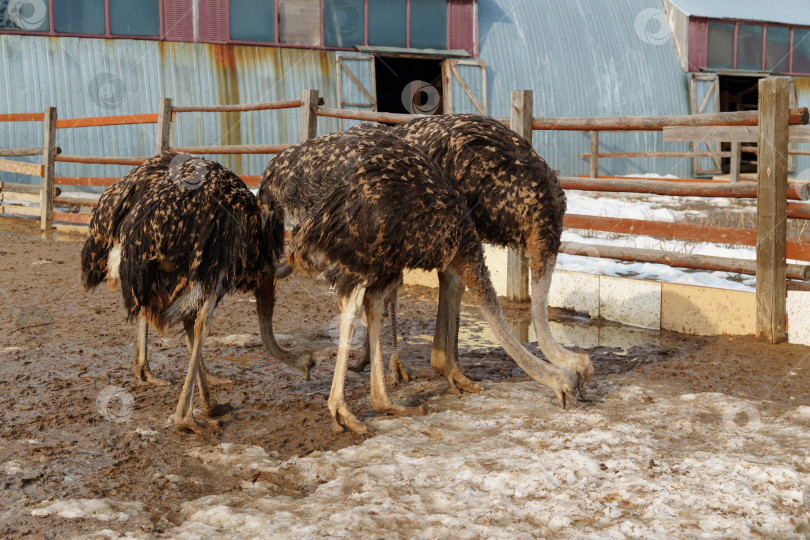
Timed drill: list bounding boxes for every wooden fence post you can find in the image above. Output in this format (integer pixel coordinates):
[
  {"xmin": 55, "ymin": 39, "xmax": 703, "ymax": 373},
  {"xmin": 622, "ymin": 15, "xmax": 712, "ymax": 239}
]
[
  {"xmin": 40, "ymin": 107, "xmax": 56, "ymax": 237},
  {"xmin": 299, "ymin": 89, "xmax": 319, "ymax": 142},
  {"xmin": 155, "ymin": 98, "xmax": 173, "ymax": 155},
  {"xmin": 589, "ymin": 130, "xmax": 599, "ymax": 178},
  {"xmin": 756, "ymin": 77, "xmax": 790, "ymax": 344},
  {"xmin": 507, "ymin": 90, "xmax": 532, "ymax": 301},
  {"xmin": 729, "ymin": 141, "xmax": 741, "ymax": 183}
]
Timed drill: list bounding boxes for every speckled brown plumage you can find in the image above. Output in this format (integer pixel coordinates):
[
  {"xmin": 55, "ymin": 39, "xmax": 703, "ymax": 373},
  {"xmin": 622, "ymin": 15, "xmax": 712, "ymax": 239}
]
[
  {"xmin": 259, "ymin": 124, "xmax": 477, "ymax": 298},
  {"xmin": 391, "ymin": 114, "xmax": 593, "ymax": 390},
  {"xmin": 259, "ymin": 124, "xmax": 577, "ymax": 432},
  {"xmin": 391, "ymin": 113, "xmax": 566, "ymax": 262},
  {"xmin": 81, "ymin": 152, "xmax": 282, "ymax": 330}
]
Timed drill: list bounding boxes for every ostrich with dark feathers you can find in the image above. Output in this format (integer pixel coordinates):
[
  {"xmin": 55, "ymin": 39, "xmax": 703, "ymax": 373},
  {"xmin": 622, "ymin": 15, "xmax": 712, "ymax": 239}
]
[
  {"xmin": 81, "ymin": 152, "xmax": 314, "ymax": 431},
  {"xmin": 351, "ymin": 115, "xmax": 593, "ymax": 396},
  {"xmin": 259, "ymin": 124, "xmax": 577, "ymax": 433}
]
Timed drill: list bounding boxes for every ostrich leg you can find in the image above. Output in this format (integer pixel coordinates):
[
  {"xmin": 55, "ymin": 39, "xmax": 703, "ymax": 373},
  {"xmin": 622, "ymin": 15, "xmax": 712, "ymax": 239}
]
[
  {"xmin": 386, "ymin": 291, "xmax": 409, "ymax": 383},
  {"xmin": 431, "ymin": 270, "xmax": 481, "ymax": 394},
  {"xmin": 349, "ymin": 288, "xmax": 408, "ymax": 383},
  {"xmin": 530, "ymin": 255, "xmax": 593, "ymax": 395},
  {"xmin": 183, "ymin": 319, "xmax": 231, "ymax": 418},
  {"xmin": 366, "ymin": 288, "xmax": 424, "ymax": 417},
  {"xmin": 133, "ymin": 316, "xmax": 168, "ymax": 386},
  {"xmin": 174, "ymin": 297, "xmax": 219, "ymax": 432},
  {"xmin": 328, "ymin": 285, "xmax": 369, "ymax": 434},
  {"xmin": 182, "ymin": 325, "xmax": 233, "ymax": 387}
]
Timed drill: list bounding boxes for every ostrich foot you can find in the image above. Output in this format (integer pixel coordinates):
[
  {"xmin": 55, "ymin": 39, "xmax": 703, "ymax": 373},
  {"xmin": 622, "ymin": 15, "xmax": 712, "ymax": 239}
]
[
  {"xmin": 329, "ymin": 400, "xmax": 368, "ymax": 434},
  {"xmin": 134, "ymin": 365, "xmax": 169, "ymax": 387},
  {"xmin": 388, "ymin": 353, "xmax": 410, "ymax": 385},
  {"xmin": 445, "ymin": 369, "xmax": 481, "ymax": 395},
  {"xmin": 373, "ymin": 401, "xmax": 427, "ymax": 417},
  {"xmin": 173, "ymin": 414, "xmax": 220, "ymax": 433}
]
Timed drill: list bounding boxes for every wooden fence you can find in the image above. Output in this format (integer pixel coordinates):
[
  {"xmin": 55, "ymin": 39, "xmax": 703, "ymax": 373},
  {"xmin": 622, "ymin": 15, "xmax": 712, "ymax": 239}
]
[{"xmin": 0, "ymin": 82, "xmax": 807, "ymax": 342}]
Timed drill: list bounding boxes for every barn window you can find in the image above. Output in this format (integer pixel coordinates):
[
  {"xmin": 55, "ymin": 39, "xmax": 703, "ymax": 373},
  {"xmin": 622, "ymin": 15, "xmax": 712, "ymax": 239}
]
[
  {"xmin": 229, "ymin": 0, "xmax": 275, "ymax": 43},
  {"xmin": 278, "ymin": 0, "xmax": 320, "ymax": 46},
  {"xmin": 324, "ymin": 0, "xmax": 365, "ymax": 47},
  {"xmin": 795, "ymin": 29, "xmax": 810, "ymax": 74},
  {"xmin": 410, "ymin": 0, "xmax": 448, "ymax": 49},
  {"xmin": 53, "ymin": 0, "xmax": 106, "ymax": 35},
  {"xmin": 109, "ymin": 0, "xmax": 160, "ymax": 37},
  {"xmin": 765, "ymin": 26, "xmax": 791, "ymax": 73},
  {"xmin": 693, "ymin": 18, "xmax": 810, "ymax": 75},
  {"xmin": 368, "ymin": 0, "xmax": 407, "ymax": 48},
  {"xmin": 707, "ymin": 22, "xmax": 734, "ymax": 69},
  {"xmin": 736, "ymin": 24, "xmax": 763, "ymax": 71}
]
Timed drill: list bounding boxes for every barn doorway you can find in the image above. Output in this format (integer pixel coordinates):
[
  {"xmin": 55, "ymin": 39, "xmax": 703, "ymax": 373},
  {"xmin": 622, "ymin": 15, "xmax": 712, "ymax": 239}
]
[
  {"xmin": 718, "ymin": 74, "xmax": 762, "ymax": 174},
  {"xmin": 374, "ymin": 56, "xmax": 443, "ymax": 116}
]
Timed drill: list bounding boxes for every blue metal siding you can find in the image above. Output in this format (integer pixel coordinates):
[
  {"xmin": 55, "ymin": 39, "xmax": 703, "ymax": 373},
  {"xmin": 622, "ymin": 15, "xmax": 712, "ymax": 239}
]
[
  {"xmin": 477, "ymin": 0, "xmax": 692, "ymax": 178},
  {"xmin": 0, "ymin": 36, "xmax": 344, "ymax": 187}
]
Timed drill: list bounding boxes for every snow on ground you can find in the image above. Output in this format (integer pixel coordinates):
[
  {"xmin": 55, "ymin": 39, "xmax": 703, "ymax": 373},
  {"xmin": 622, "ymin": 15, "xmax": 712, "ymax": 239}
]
[
  {"xmin": 50, "ymin": 378, "xmax": 810, "ymax": 539},
  {"xmin": 560, "ymin": 190, "xmax": 799, "ymax": 292},
  {"xmin": 31, "ymin": 499, "xmax": 146, "ymax": 522}
]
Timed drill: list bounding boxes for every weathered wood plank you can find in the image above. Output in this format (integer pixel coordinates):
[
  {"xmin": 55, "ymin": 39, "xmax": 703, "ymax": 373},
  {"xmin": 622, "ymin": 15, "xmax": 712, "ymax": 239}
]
[
  {"xmin": 532, "ymin": 108, "xmax": 809, "ymax": 131},
  {"xmin": 560, "ymin": 241, "xmax": 810, "ymax": 281},
  {"xmin": 559, "ymin": 177, "xmax": 809, "ymax": 201},
  {"xmin": 41, "ymin": 107, "xmax": 56, "ymax": 234},
  {"xmin": 756, "ymin": 77, "xmax": 790, "ymax": 344},
  {"xmin": 299, "ymin": 89, "xmax": 319, "ymax": 143},
  {"xmin": 0, "ymin": 158, "xmax": 44, "ymax": 177},
  {"xmin": 507, "ymin": 90, "xmax": 532, "ymax": 302},
  {"xmin": 663, "ymin": 124, "xmax": 810, "ymax": 143},
  {"xmin": 155, "ymin": 98, "xmax": 173, "ymax": 155}
]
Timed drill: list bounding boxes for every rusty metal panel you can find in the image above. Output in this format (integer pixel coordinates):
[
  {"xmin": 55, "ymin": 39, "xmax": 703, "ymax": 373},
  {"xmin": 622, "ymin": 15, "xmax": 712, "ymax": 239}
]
[{"xmin": 0, "ymin": 35, "xmax": 343, "ymax": 189}]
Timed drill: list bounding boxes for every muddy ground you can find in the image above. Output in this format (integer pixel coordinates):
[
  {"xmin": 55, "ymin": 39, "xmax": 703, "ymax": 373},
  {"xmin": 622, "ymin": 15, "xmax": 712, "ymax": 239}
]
[{"xmin": 1, "ymin": 219, "xmax": 809, "ymax": 538}]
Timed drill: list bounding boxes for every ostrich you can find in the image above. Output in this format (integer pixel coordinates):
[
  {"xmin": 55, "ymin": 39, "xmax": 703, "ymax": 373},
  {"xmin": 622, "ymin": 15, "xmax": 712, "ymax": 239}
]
[
  {"xmin": 351, "ymin": 115, "xmax": 593, "ymax": 396},
  {"xmin": 81, "ymin": 152, "xmax": 314, "ymax": 431},
  {"xmin": 259, "ymin": 124, "xmax": 577, "ymax": 433},
  {"xmin": 386, "ymin": 114, "xmax": 593, "ymax": 394}
]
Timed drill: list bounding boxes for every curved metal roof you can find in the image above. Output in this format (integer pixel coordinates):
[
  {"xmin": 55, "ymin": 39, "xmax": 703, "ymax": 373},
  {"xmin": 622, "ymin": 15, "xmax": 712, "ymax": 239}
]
[{"xmin": 667, "ymin": 0, "xmax": 810, "ymax": 27}]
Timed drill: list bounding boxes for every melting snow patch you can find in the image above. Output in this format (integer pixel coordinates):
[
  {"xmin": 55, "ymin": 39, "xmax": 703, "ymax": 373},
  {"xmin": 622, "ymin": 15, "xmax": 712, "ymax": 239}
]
[
  {"xmin": 31, "ymin": 499, "xmax": 145, "ymax": 521},
  {"xmin": 2, "ymin": 461, "xmax": 24, "ymax": 475},
  {"xmin": 149, "ymin": 381, "xmax": 810, "ymax": 539}
]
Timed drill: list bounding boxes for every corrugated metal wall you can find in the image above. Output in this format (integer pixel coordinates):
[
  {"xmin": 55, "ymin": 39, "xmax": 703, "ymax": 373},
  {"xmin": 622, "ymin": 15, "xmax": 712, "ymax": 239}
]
[
  {"xmin": 477, "ymin": 0, "xmax": 693, "ymax": 178},
  {"xmin": 0, "ymin": 36, "xmax": 346, "ymax": 187}
]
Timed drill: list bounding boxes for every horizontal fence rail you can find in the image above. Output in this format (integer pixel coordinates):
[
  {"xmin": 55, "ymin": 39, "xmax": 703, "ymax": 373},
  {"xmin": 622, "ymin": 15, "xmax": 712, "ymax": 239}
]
[{"xmin": 560, "ymin": 241, "xmax": 810, "ymax": 281}]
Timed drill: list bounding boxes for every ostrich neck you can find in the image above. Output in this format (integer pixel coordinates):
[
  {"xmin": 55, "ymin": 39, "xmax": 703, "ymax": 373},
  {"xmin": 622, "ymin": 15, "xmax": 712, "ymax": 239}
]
[
  {"xmin": 255, "ymin": 276, "xmax": 311, "ymax": 373},
  {"xmin": 451, "ymin": 253, "xmax": 559, "ymax": 387}
]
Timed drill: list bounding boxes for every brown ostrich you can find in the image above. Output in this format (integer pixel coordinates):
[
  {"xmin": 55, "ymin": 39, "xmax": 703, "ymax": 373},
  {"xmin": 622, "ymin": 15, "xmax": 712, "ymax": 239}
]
[
  {"xmin": 352, "ymin": 114, "xmax": 593, "ymax": 396},
  {"xmin": 259, "ymin": 124, "xmax": 577, "ymax": 433},
  {"xmin": 81, "ymin": 152, "xmax": 313, "ymax": 431}
]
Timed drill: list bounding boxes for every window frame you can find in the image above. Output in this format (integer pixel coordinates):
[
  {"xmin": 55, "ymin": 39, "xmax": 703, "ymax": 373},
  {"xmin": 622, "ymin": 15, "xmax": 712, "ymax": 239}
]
[
  {"xmin": 0, "ymin": 0, "xmax": 163, "ymax": 40},
  {"xmin": 696, "ymin": 17, "xmax": 810, "ymax": 76},
  {"xmin": 0, "ymin": 0, "xmax": 477, "ymax": 57}
]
